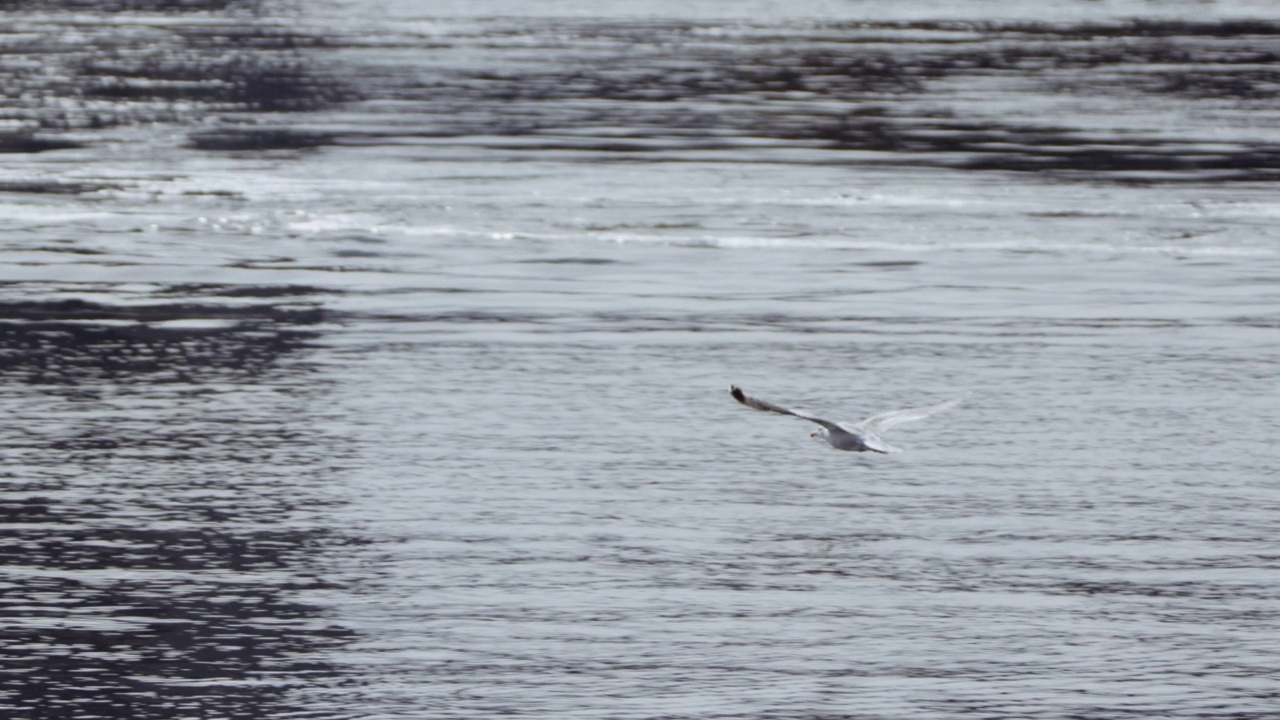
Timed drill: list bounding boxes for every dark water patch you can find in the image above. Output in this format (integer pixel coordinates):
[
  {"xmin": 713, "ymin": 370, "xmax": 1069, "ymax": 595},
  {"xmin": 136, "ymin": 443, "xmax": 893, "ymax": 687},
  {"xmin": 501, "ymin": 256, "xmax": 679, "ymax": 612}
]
[
  {"xmin": 460, "ymin": 47, "xmax": 928, "ymax": 104},
  {"xmin": 0, "ymin": 133, "xmax": 83, "ymax": 154},
  {"xmin": 957, "ymin": 139, "xmax": 1280, "ymax": 181},
  {"xmin": 0, "ymin": 321, "xmax": 316, "ymax": 385},
  {"xmin": 155, "ymin": 283, "xmax": 335, "ymax": 299},
  {"xmin": 518, "ymin": 257, "xmax": 621, "ymax": 265},
  {"xmin": 1229, "ymin": 315, "xmax": 1280, "ymax": 329},
  {"xmin": 180, "ymin": 189, "xmax": 245, "ymax": 199},
  {"xmin": 25, "ymin": 245, "xmax": 108, "ymax": 256},
  {"xmin": 346, "ymin": 17, "xmax": 1280, "ymax": 181},
  {"xmin": 356, "ymin": 309, "xmax": 553, "ymax": 326},
  {"xmin": 922, "ymin": 18, "xmax": 1280, "ymax": 40},
  {"xmin": 329, "ymin": 248, "xmax": 385, "ymax": 259},
  {"xmin": 0, "ymin": 0, "xmax": 262, "ymax": 10},
  {"xmin": 0, "ymin": 520, "xmax": 357, "ymax": 719},
  {"xmin": 0, "ymin": 7, "xmax": 352, "ymax": 140},
  {"xmin": 853, "ymin": 260, "xmax": 924, "ymax": 269},
  {"xmin": 77, "ymin": 34, "xmax": 351, "ymax": 113},
  {"xmin": 1055, "ymin": 579, "xmax": 1233, "ymax": 599},
  {"xmin": 188, "ymin": 127, "xmax": 338, "ymax": 152},
  {"xmin": 0, "ymin": 289, "xmax": 328, "ymax": 387},
  {"xmin": 0, "ymin": 280, "xmax": 357, "ymax": 718},
  {"xmin": 1157, "ymin": 69, "xmax": 1280, "ymax": 100},
  {"xmin": 0, "ymin": 180, "xmax": 123, "ymax": 195},
  {"xmin": 0, "ymin": 296, "xmax": 325, "ymax": 326}
]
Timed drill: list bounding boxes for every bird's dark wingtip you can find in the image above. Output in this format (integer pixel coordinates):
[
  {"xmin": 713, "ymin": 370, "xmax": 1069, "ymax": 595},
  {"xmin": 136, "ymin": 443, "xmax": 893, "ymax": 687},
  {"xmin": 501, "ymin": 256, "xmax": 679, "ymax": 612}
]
[{"xmin": 729, "ymin": 385, "xmax": 745, "ymax": 404}]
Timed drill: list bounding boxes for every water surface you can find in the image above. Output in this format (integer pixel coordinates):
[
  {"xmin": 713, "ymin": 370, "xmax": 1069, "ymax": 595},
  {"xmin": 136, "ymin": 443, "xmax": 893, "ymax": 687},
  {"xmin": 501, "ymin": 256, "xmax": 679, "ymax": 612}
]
[{"xmin": 1, "ymin": 1, "xmax": 1278, "ymax": 718}]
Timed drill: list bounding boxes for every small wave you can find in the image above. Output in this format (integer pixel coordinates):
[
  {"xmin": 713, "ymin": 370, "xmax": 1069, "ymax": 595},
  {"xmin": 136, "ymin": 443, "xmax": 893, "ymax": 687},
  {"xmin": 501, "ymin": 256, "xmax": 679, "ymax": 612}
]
[{"xmin": 584, "ymin": 231, "xmax": 1278, "ymax": 257}]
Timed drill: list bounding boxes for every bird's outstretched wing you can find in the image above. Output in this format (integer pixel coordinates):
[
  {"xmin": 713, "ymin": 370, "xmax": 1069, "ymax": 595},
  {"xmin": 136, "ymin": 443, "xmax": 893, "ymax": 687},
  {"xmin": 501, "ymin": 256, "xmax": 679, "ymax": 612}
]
[
  {"xmin": 729, "ymin": 385, "xmax": 844, "ymax": 432},
  {"xmin": 854, "ymin": 395, "xmax": 966, "ymax": 434}
]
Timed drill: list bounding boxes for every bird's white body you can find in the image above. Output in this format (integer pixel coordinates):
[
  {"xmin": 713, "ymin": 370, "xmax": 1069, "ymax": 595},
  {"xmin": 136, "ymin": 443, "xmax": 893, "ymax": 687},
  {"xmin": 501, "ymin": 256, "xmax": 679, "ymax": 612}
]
[
  {"xmin": 810, "ymin": 424, "xmax": 884, "ymax": 453},
  {"xmin": 730, "ymin": 385, "xmax": 964, "ymax": 453}
]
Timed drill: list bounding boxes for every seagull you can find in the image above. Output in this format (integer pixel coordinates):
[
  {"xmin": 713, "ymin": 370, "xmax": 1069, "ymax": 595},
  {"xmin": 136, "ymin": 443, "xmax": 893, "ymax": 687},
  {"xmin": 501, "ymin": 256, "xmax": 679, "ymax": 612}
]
[{"xmin": 729, "ymin": 385, "xmax": 964, "ymax": 453}]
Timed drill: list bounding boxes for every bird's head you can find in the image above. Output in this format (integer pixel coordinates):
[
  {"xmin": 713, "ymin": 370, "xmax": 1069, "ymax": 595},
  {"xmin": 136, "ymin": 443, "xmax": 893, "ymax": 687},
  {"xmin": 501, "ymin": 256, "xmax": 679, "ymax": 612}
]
[{"xmin": 809, "ymin": 428, "xmax": 828, "ymax": 441}]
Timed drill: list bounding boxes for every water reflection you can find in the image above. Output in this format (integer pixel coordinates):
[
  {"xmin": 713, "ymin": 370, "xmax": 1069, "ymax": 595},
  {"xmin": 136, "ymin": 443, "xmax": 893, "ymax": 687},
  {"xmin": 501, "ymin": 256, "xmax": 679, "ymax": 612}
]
[
  {"xmin": 4, "ymin": 4, "xmax": 1277, "ymax": 181},
  {"xmin": 0, "ymin": 285, "xmax": 354, "ymax": 719},
  {"xmin": 333, "ymin": 17, "xmax": 1280, "ymax": 181},
  {"xmin": 0, "ymin": 0, "xmax": 351, "ymax": 156}
]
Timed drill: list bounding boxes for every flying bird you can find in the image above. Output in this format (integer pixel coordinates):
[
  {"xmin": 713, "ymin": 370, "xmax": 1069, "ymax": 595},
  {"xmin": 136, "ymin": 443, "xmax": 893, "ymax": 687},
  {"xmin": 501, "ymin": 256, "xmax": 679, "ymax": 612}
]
[{"xmin": 729, "ymin": 385, "xmax": 964, "ymax": 453}]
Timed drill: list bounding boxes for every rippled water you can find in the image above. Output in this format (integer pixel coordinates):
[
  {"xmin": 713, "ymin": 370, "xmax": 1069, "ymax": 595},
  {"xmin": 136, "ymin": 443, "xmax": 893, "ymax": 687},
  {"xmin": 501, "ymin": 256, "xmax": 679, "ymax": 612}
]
[{"xmin": 2, "ymin": 1, "xmax": 1279, "ymax": 718}]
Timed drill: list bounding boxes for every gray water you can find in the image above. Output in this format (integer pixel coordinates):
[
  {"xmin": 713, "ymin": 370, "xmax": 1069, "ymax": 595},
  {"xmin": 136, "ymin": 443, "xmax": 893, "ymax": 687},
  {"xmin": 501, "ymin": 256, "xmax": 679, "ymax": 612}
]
[{"xmin": 2, "ymin": 1, "xmax": 1279, "ymax": 718}]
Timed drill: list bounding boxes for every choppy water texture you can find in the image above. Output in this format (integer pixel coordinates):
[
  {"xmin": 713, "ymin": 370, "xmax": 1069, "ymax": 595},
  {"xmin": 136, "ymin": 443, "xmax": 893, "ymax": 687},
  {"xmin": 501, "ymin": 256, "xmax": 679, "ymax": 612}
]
[{"xmin": 1, "ymin": 1, "xmax": 1279, "ymax": 718}]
